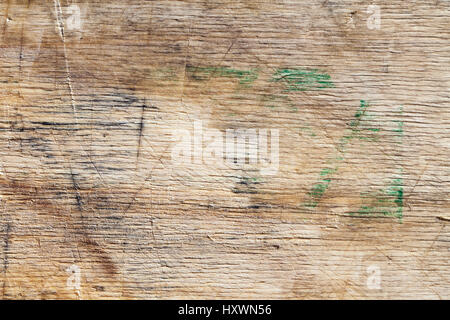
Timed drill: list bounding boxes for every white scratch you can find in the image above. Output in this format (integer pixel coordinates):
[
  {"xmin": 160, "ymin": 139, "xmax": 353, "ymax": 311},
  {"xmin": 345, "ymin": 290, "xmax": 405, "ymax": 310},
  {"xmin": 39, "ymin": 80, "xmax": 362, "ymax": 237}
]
[
  {"xmin": 53, "ymin": 0, "xmax": 108, "ymax": 188},
  {"xmin": 54, "ymin": 0, "xmax": 76, "ymax": 113}
]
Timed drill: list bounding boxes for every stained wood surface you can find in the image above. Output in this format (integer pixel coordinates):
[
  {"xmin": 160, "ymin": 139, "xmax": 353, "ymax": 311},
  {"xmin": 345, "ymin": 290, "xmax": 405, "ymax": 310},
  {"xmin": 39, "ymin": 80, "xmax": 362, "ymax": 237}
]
[{"xmin": 0, "ymin": 0, "xmax": 449, "ymax": 299}]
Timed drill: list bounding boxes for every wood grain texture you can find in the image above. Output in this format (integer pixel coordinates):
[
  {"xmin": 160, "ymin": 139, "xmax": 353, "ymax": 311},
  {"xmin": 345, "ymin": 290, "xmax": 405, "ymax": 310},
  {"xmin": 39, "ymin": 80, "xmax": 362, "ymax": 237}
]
[{"xmin": 0, "ymin": 0, "xmax": 448, "ymax": 299}]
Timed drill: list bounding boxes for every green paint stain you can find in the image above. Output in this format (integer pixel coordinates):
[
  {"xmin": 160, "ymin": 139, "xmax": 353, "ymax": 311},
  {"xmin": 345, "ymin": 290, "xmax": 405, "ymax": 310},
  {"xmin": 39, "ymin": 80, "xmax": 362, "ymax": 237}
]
[
  {"xmin": 393, "ymin": 120, "xmax": 403, "ymax": 135},
  {"xmin": 349, "ymin": 100, "xmax": 369, "ymax": 130},
  {"xmin": 303, "ymin": 100, "xmax": 370, "ymax": 208},
  {"xmin": 320, "ymin": 168, "xmax": 337, "ymax": 176},
  {"xmin": 350, "ymin": 177, "xmax": 403, "ymax": 220},
  {"xmin": 300, "ymin": 126, "xmax": 317, "ymax": 137},
  {"xmin": 187, "ymin": 66, "xmax": 258, "ymax": 85},
  {"xmin": 349, "ymin": 106, "xmax": 404, "ymax": 221},
  {"xmin": 272, "ymin": 68, "xmax": 334, "ymax": 91},
  {"xmin": 349, "ymin": 100, "xmax": 383, "ymax": 141}
]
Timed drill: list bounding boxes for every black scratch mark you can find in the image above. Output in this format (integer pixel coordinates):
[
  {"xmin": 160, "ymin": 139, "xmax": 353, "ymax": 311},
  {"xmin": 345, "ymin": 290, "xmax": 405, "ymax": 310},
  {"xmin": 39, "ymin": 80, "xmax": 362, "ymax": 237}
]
[
  {"xmin": 2, "ymin": 223, "xmax": 10, "ymax": 297},
  {"xmin": 3, "ymin": 223, "xmax": 10, "ymax": 272},
  {"xmin": 70, "ymin": 169, "xmax": 83, "ymax": 213},
  {"xmin": 136, "ymin": 103, "xmax": 146, "ymax": 168},
  {"xmin": 19, "ymin": 23, "xmax": 24, "ymax": 73}
]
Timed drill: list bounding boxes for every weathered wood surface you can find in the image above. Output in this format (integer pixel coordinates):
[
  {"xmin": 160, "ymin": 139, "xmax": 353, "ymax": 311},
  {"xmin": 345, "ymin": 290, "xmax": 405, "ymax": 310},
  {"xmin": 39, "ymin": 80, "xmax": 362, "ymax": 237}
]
[{"xmin": 0, "ymin": 0, "xmax": 448, "ymax": 299}]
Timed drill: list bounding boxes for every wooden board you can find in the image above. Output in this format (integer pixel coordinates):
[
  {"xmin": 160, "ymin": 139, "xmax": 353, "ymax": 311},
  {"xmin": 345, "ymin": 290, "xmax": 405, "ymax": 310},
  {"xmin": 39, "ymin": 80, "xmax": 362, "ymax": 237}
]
[{"xmin": 0, "ymin": 0, "xmax": 448, "ymax": 299}]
